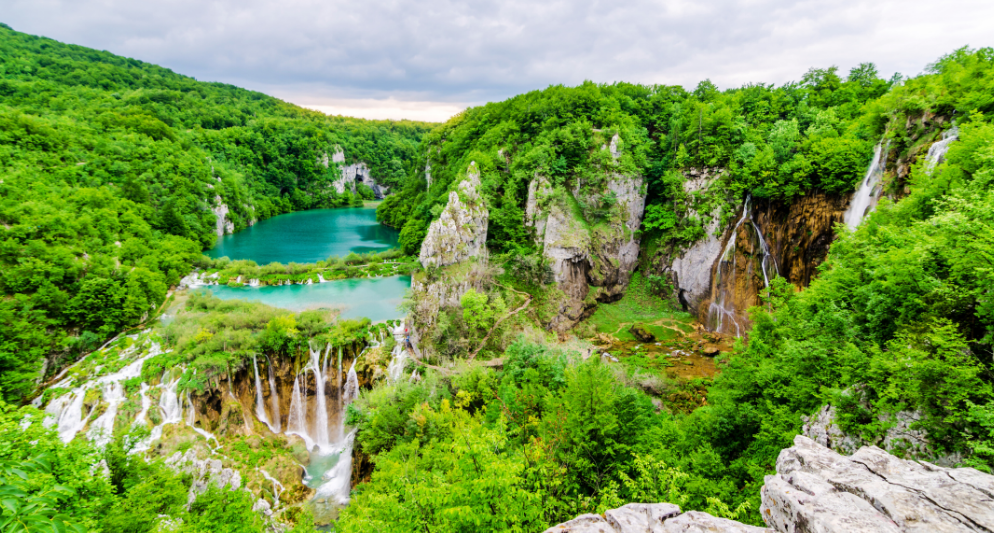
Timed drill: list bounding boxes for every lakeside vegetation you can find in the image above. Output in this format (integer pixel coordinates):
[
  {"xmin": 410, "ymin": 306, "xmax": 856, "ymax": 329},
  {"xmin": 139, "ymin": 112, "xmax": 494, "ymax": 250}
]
[
  {"xmin": 195, "ymin": 249, "xmax": 419, "ymax": 287},
  {"xmin": 0, "ymin": 24, "xmax": 431, "ymax": 401}
]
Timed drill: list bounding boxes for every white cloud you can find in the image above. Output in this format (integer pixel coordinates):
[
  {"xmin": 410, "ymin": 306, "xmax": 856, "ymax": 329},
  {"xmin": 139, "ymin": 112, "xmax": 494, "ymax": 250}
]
[
  {"xmin": 298, "ymin": 98, "xmax": 466, "ymax": 122},
  {"xmin": 4, "ymin": 0, "xmax": 993, "ymax": 119}
]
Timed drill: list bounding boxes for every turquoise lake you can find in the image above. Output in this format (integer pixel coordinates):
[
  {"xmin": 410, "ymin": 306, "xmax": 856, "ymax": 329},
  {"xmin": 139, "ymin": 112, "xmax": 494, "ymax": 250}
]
[
  {"xmin": 207, "ymin": 207, "xmax": 399, "ymax": 264},
  {"xmin": 201, "ymin": 207, "xmax": 409, "ymax": 321}
]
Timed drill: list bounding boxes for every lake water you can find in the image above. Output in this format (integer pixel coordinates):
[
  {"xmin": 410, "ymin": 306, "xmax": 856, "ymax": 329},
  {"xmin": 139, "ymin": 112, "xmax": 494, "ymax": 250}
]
[
  {"xmin": 202, "ymin": 207, "xmax": 409, "ymax": 321},
  {"xmin": 203, "ymin": 276, "xmax": 410, "ymax": 322},
  {"xmin": 207, "ymin": 207, "xmax": 399, "ymax": 264}
]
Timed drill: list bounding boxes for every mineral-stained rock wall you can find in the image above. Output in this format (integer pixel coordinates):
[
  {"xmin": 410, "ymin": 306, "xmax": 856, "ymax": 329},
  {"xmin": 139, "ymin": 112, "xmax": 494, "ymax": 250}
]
[{"xmin": 547, "ymin": 435, "xmax": 994, "ymax": 533}]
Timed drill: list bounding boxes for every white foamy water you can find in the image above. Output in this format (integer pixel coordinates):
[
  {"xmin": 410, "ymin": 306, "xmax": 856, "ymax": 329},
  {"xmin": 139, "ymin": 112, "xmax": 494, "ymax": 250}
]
[{"xmin": 844, "ymin": 142, "xmax": 890, "ymax": 229}]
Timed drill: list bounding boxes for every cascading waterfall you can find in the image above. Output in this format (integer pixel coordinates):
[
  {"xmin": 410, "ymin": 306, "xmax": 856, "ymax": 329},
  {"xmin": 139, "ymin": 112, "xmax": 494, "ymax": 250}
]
[
  {"xmin": 925, "ymin": 126, "xmax": 959, "ymax": 173},
  {"xmin": 132, "ymin": 383, "xmax": 152, "ymax": 427},
  {"xmin": 707, "ymin": 198, "xmax": 750, "ymax": 337},
  {"xmin": 286, "ymin": 373, "xmax": 314, "ymax": 451},
  {"xmin": 844, "ymin": 141, "xmax": 890, "ymax": 229},
  {"xmin": 266, "ymin": 356, "xmax": 282, "ymax": 433},
  {"xmin": 87, "ymin": 381, "xmax": 125, "ymax": 447},
  {"xmin": 260, "ymin": 468, "xmax": 285, "ymax": 507},
  {"xmin": 706, "ymin": 196, "xmax": 778, "ymax": 337},
  {"xmin": 386, "ymin": 322, "xmax": 408, "ymax": 383},
  {"xmin": 52, "ymin": 387, "xmax": 90, "ymax": 444},
  {"xmin": 343, "ymin": 360, "xmax": 360, "ymax": 406},
  {"xmin": 309, "ymin": 343, "xmax": 331, "ymax": 452},
  {"xmin": 315, "ymin": 429, "xmax": 357, "ymax": 505},
  {"xmin": 252, "ymin": 353, "xmax": 278, "ymax": 433}
]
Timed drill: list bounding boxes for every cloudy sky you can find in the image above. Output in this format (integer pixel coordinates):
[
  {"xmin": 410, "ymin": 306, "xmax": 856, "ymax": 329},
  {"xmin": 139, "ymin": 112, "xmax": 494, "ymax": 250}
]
[{"xmin": 5, "ymin": 0, "xmax": 993, "ymax": 122}]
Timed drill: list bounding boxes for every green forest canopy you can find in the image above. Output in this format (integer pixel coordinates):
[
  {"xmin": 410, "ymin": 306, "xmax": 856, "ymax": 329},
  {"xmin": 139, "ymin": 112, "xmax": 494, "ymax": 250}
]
[{"xmin": 0, "ymin": 25, "xmax": 432, "ymax": 400}]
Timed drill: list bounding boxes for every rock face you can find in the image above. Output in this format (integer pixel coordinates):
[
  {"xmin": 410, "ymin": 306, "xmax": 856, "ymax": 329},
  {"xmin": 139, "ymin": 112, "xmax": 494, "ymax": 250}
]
[
  {"xmin": 667, "ymin": 168, "xmax": 724, "ymax": 313},
  {"xmin": 543, "ymin": 503, "xmax": 770, "ymax": 533},
  {"xmin": 550, "ymin": 436, "xmax": 994, "ymax": 533},
  {"xmin": 528, "ymin": 133, "xmax": 647, "ymax": 331},
  {"xmin": 762, "ymin": 434, "xmax": 994, "ymax": 532},
  {"xmin": 165, "ymin": 449, "xmax": 242, "ymax": 507},
  {"xmin": 212, "ymin": 195, "xmax": 234, "ymax": 237},
  {"xmin": 802, "ymin": 404, "xmax": 958, "ymax": 465},
  {"xmin": 323, "ymin": 148, "xmax": 385, "ymax": 198},
  {"xmin": 418, "ymin": 162, "xmax": 489, "ymax": 269}
]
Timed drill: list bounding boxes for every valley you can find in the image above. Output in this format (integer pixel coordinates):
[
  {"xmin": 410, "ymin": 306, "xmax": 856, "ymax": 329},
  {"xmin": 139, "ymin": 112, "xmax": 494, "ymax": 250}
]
[{"xmin": 3, "ymin": 21, "xmax": 994, "ymax": 533}]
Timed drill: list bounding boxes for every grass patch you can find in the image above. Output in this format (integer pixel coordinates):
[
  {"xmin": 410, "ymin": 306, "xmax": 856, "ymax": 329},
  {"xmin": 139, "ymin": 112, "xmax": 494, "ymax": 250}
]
[{"xmin": 583, "ymin": 272, "xmax": 694, "ymax": 341}]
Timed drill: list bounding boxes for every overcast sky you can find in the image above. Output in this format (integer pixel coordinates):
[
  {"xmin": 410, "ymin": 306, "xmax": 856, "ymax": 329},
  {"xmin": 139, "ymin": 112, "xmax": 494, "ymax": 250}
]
[{"xmin": 5, "ymin": 0, "xmax": 993, "ymax": 122}]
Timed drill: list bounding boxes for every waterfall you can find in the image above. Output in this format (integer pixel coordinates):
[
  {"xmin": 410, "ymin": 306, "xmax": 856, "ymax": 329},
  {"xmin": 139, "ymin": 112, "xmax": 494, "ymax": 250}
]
[
  {"xmin": 343, "ymin": 360, "xmax": 359, "ymax": 406},
  {"xmin": 287, "ymin": 373, "xmax": 314, "ymax": 451},
  {"xmin": 260, "ymin": 469, "xmax": 285, "ymax": 508},
  {"xmin": 706, "ymin": 198, "xmax": 750, "ymax": 337},
  {"xmin": 844, "ymin": 141, "xmax": 890, "ymax": 229},
  {"xmin": 705, "ymin": 196, "xmax": 778, "ymax": 337},
  {"xmin": 159, "ymin": 372, "xmax": 182, "ymax": 424},
  {"xmin": 252, "ymin": 354, "xmax": 278, "ymax": 433},
  {"xmin": 266, "ymin": 356, "xmax": 282, "ymax": 433},
  {"xmin": 87, "ymin": 381, "xmax": 125, "ymax": 447},
  {"xmin": 315, "ymin": 429, "xmax": 357, "ymax": 505},
  {"xmin": 386, "ymin": 322, "xmax": 408, "ymax": 383},
  {"xmin": 925, "ymin": 126, "xmax": 959, "ymax": 173},
  {"xmin": 133, "ymin": 383, "xmax": 152, "ymax": 427},
  {"xmin": 53, "ymin": 387, "xmax": 90, "ymax": 444},
  {"xmin": 310, "ymin": 344, "xmax": 331, "ymax": 452},
  {"xmin": 185, "ymin": 391, "xmax": 196, "ymax": 426}
]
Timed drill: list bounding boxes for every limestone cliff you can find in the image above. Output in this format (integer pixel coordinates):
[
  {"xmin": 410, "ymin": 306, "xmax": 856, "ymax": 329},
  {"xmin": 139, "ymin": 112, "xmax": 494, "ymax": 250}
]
[
  {"xmin": 409, "ymin": 162, "xmax": 492, "ymax": 346},
  {"xmin": 418, "ymin": 162, "xmax": 489, "ymax": 269},
  {"xmin": 528, "ymin": 133, "xmax": 647, "ymax": 332},
  {"xmin": 322, "ymin": 147, "xmax": 386, "ymax": 198},
  {"xmin": 547, "ymin": 435, "xmax": 994, "ymax": 532},
  {"xmin": 212, "ymin": 195, "xmax": 234, "ymax": 238}
]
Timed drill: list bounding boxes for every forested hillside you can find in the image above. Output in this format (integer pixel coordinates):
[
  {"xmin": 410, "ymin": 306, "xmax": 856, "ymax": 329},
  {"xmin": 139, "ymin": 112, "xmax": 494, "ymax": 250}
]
[
  {"xmin": 344, "ymin": 46, "xmax": 994, "ymax": 529},
  {"xmin": 0, "ymin": 24, "xmax": 431, "ymax": 401},
  {"xmin": 379, "ymin": 61, "xmax": 892, "ymax": 254}
]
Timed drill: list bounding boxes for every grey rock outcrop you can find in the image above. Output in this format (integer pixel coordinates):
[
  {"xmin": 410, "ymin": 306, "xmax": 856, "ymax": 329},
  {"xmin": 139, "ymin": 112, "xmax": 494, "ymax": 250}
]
[
  {"xmin": 418, "ymin": 162, "xmax": 489, "ymax": 269},
  {"xmin": 550, "ymin": 436, "xmax": 994, "ymax": 533},
  {"xmin": 801, "ymin": 405, "xmax": 860, "ymax": 455},
  {"xmin": 543, "ymin": 503, "xmax": 770, "ymax": 533},
  {"xmin": 165, "ymin": 449, "xmax": 242, "ymax": 507},
  {"xmin": 526, "ymin": 174, "xmax": 553, "ymax": 243},
  {"xmin": 212, "ymin": 195, "xmax": 234, "ymax": 237},
  {"xmin": 530, "ymin": 132, "xmax": 647, "ymax": 331},
  {"xmin": 323, "ymin": 147, "xmax": 384, "ymax": 198},
  {"xmin": 667, "ymin": 168, "xmax": 723, "ymax": 314},
  {"xmin": 802, "ymin": 404, "xmax": 958, "ymax": 464},
  {"xmin": 762, "ymin": 434, "xmax": 994, "ymax": 532}
]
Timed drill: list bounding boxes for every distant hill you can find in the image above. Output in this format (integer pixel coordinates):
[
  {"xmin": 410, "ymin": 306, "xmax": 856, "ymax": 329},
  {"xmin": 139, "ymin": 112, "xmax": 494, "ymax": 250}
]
[{"xmin": 0, "ymin": 24, "xmax": 432, "ymax": 400}]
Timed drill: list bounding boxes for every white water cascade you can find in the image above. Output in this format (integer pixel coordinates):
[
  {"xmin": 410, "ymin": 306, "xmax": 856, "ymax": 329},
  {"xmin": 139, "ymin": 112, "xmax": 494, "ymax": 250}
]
[
  {"xmin": 266, "ymin": 356, "xmax": 282, "ymax": 433},
  {"xmin": 386, "ymin": 322, "xmax": 409, "ymax": 383},
  {"xmin": 310, "ymin": 343, "xmax": 332, "ymax": 452},
  {"xmin": 286, "ymin": 373, "xmax": 314, "ymax": 451},
  {"xmin": 315, "ymin": 429, "xmax": 357, "ymax": 505},
  {"xmin": 844, "ymin": 141, "xmax": 890, "ymax": 229},
  {"xmin": 132, "ymin": 383, "xmax": 152, "ymax": 427},
  {"xmin": 87, "ymin": 381, "xmax": 125, "ymax": 447},
  {"xmin": 705, "ymin": 196, "xmax": 778, "ymax": 337},
  {"xmin": 925, "ymin": 126, "xmax": 959, "ymax": 173},
  {"xmin": 252, "ymin": 354, "xmax": 278, "ymax": 433},
  {"xmin": 343, "ymin": 360, "xmax": 360, "ymax": 407}
]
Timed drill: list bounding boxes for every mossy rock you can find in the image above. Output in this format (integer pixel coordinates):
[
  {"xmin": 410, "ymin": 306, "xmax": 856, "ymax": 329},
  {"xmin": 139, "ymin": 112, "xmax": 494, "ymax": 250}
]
[{"xmin": 629, "ymin": 323, "xmax": 655, "ymax": 342}]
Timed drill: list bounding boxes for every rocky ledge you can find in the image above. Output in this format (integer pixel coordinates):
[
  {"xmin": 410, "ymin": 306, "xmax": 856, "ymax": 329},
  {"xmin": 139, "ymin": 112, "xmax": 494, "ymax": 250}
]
[{"xmin": 547, "ymin": 435, "xmax": 994, "ymax": 533}]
